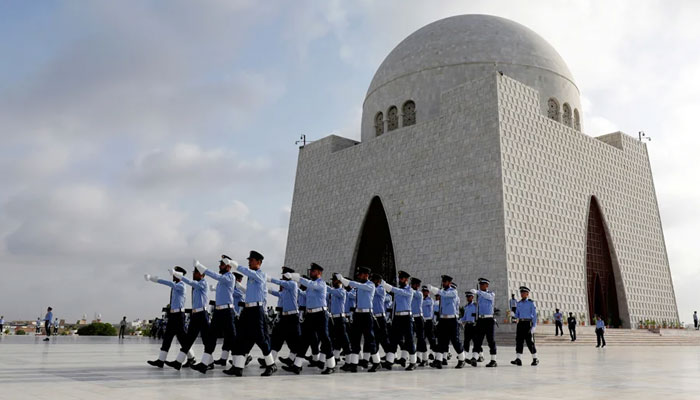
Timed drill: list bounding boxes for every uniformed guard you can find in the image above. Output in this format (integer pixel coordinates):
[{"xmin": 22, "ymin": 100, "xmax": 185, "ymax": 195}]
[
  {"xmin": 165, "ymin": 265, "xmax": 209, "ymax": 370},
  {"xmin": 567, "ymin": 312, "xmax": 577, "ymax": 341},
  {"xmin": 335, "ymin": 267, "xmax": 381, "ymax": 372},
  {"xmin": 509, "ymin": 294, "xmax": 517, "ymax": 322},
  {"xmin": 191, "ymin": 256, "xmax": 238, "ymax": 373},
  {"xmin": 426, "ymin": 275, "xmax": 466, "ymax": 369},
  {"xmin": 265, "ymin": 266, "xmax": 301, "ymax": 367},
  {"xmin": 145, "ymin": 267, "xmax": 188, "ymax": 367},
  {"xmin": 371, "ymin": 273, "xmax": 391, "ymax": 356},
  {"xmin": 420, "ymin": 286, "xmax": 436, "ymax": 366},
  {"xmin": 554, "ymin": 308, "xmax": 564, "ymax": 336},
  {"xmin": 283, "ymin": 263, "xmax": 336, "ymax": 374},
  {"xmin": 460, "ymin": 289, "xmax": 478, "ymax": 366},
  {"xmin": 228, "ymin": 251, "xmax": 277, "ymax": 377},
  {"xmin": 42, "ymin": 307, "xmax": 53, "ymax": 341},
  {"xmin": 511, "ymin": 286, "xmax": 538, "ymax": 366},
  {"xmin": 328, "ymin": 274, "xmax": 351, "ymax": 364},
  {"xmin": 595, "ymin": 315, "xmax": 606, "ymax": 348},
  {"xmin": 344, "ymin": 286, "xmax": 356, "ymax": 349},
  {"xmin": 410, "ymin": 277, "xmax": 426, "ymax": 366},
  {"xmin": 295, "ymin": 279, "xmax": 322, "ymax": 367},
  {"xmin": 472, "ymin": 277, "xmax": 498, "ymax": 367},
  {"xmin": 380, "ymin": 271, "xmax": 417, "ymax": 370}
]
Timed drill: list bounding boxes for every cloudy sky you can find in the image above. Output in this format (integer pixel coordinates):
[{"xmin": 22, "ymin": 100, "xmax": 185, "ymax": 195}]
[{"xmin": 1, "ymin": 0, "xmax": 698, "ymax": 324}]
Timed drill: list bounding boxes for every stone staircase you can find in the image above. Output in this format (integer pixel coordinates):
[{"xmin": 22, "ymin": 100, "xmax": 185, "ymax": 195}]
[{"xmin": 492, "ymin": 324, "xmax": 700, "ymax": 346}]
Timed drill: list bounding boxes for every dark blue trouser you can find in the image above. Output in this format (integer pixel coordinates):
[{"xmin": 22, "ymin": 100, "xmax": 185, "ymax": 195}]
[
  {"xmin": 295, "ymin": 311, "xmax": 333, "ymax": 358},
  {"xmin": 161, "ymin": 312, "xmax": 187, "ymax": 352},
  {"xmin": 515, "ymin": 320, "xmax": 536, "ymax": 354},
  {"xmin": 373, "ymin": 316, "xmax": 391, "ymax": 353},
  {"xmin": 596, "ymin": 328, "xmax": 606, "ymax": 346},
  {"xmin": 350, "ymin": 313, "xmax": 376, "ymax": 355},
  {"xmin": 233, "ymin": 306, "xmax": 271, "ymax": 356},
  {"xmin": 474, "ymin": 317, "xmax": 497, "ymax": 355},
  {"xmin": 424, "ymin": 320, "xmax": 437, "ymax": 351},
  {"xmin": 204, "ymin": 308, "xmax": 236, "ymax": 355},
  {"xmin": 388, "ymin": 315, "xmax": 415, "ymax": 354},
  {"xmin": 180, "ymin": 311, "xmax": 210, "ymax": 353},
  {"xmin": 271, "ymin": 314, "xmax": 301, "ymax": 354},
  {"xmin": 463, "ymin": 323, "xmax": 476, "ymax": 353},
  {"xmin": 436, "ymin": 318, "xmax": 463, "ymax": 354},
  {"xmin": 331, "ymin": 317, "xmax": 351, "ymax": 354},
  {"xmin": 414, "ymin": 317, "xmax": 427, "ymax": 353}
]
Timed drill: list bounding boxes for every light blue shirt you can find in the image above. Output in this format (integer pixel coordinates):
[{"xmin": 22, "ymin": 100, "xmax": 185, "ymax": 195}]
[
  {"xmin": 329, "ymin": 287, "xmax": 346, "ymax": 315},
  {"xmin": 233, "ymin": 286, "xmax": 244, "ymax": 313},
  {"xmin": 0, "ymin": 318, "xmax": 4, "ymax": 325},
  {"xmin": 411, "ymin": 289, "xmax": 423, "ymax": 316},
  {"xmin": 298, "ymin": 289, "xmax": 307, "ymax": 308},
  {"xmin": 348, "ymin": 280, "xmax": 375, "ymax": 310},
  {"xmin": 388, "ymin": 284, "xmax": 413, "ymax": 313},
  {"xmin": 298, "ymin": 277, "xmax": 327, "ymax": 309},
  {"xmin": 384, "ymin": 295, "xmax": 392, "ymax": 311},
  {"xmin": 156, "ymin": 279, "xmax": 186, "ymax": 310},
  {"xmin": 53, "ymin": 320, "xmax": 59, "ymax": 327},
  {"xmin": 554, "ymin": 312, "xmax": 563, "ymax": 321},
  {"xmin": 476, "ymin": 290, "xmax": 495, "ymax": 316},
  {"xmin": 204, "ymin": 270, "xmax": 234, "ymax": 306},
  {"xmin": 45, "ymin": 311, "xmax": 53, "ymax": 322},
  {"xmin": 237, "ymin": 266, "xmax": 267, "ymax": 303},
  {"xmin": 345, "ymin": 289, "xmax": 356, "ymax": 313},
  {"xmin": 596, "ymin": 319, "xmax": 605, "ymax": 330},
  {"xmin": 422, "ymin": 297, "xmax": 434, "ymax": 319},
  {"xmin": 270, "ymin": 278, "xmax": 299, "ymax": 313},
  {"xmin": 180, "ymin": 276, "xmax": 208, "ymax": 310},
  {"xmin": 460, "ymin": 302, "xmax": 477, "ymax": 323},
  {"xmin": 372, "ymin": 284, "xmax": 387, "ymax": 315},
  {"xmin": 510, "ymin": 298, "xmax": 517, "ymax": 308},
  {"xmin": 515, "ymin": 299, "xmax": 537, "ymax": 328},
  {"xmin": 438, "ymin": 287, "xmax": 459, "ymax": 316}
]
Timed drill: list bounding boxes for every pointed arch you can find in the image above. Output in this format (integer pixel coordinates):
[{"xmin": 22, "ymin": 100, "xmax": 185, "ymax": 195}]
[{"xmin": 351, "ymin": 196, "xmax": 397, "ymax": 285}]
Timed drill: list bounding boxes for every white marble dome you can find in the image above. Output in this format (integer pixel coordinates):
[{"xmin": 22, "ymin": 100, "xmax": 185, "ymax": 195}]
[{"xmin": 362, "ymin": 14, "xmax": 582, "ymax": 141}]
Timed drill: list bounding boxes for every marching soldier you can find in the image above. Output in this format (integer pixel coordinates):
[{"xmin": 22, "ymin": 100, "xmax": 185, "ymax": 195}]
[
  {"xmin": 191, "ymin": 256, "xmax": 238, "ymax": 373},
  {"xmin": 460, "ymin": 289, "xmax": 478, "ymax": 365},
  {"xmin": 420, "ymin": 286, "xmax": 436, "ymax": 366},
  {"xmin": 283, "ymin": 263, "xmax": 336, "ymax": 374},
  {"xmin": 381, "ymin": 271, "xmax": 417, "ymax": 370},
  {"xmin": 410, "ymin": 277, "xmax": 426, "ymax": 366},
  {"xmin": 145, "ymin": 267, "xmax": 188, "ymax": 367},
  {"xmin": 267, "ymin": 266, "xmax": 301, "ymax": 367},
  {"xmin": 227, "ymin": 251, "xmax": 277, "ymax": 377},
  {"xmin": 473, "ymin": 277, "xmax": 497, "ymax": 367},
  {"xmin": 165, "ymin": 266, "xmax": 209, "ymax": 370},
  {"xmin": 335, "ymin": 267, "xmax": 381, "ymax": 372},
  {"xmin": 426, "ymin": 275, "xmax": 466, "ymax": 369},
  {"xmin": 344, "ymin": 286, "xmax": 356, "ymax": 349},
  {"xmin": 297, "ymin": 279, "xmax": 322, "ymax": 367},
  {"xmin": 329, "ymin": 274, "xmax": 351, "ymax": 364},
  {"xmin": 371, "ymin": 274, "xmax": 391, "ymax": 356},
  {"xmin": 511, "ymin": 286, "xmax": 538, "ymax": 366}
]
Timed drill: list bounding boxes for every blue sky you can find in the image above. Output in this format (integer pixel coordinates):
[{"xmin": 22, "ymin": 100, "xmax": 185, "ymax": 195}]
[{"xmin": 1, "ymin": 0, "xmax": 699, "ymax": 324}]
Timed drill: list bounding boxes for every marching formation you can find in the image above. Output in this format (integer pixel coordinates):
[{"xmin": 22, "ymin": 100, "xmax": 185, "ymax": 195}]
[{"xmin": 144, "ymin": 250, "xmax": 539, "ymax": 377}]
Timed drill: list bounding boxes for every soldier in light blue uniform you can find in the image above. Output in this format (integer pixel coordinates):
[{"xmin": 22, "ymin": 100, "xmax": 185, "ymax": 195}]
[
  {"xmin": 595, "ymin": 315, "xmax": 606, "ymax": 348},
  {"xmin": 229, "ymin": 251, "xmax": 277, "ymax": 377},
  {"xmin": 42, "ymin": 307, "xmax": 53, "ymax": 341},
  {"xmin": 554, "ymin": 308, "xmax": 564, "ymax": 336},
  {"xmin": 511, "ymin": 286, "xmax": 538, "ymax": 366},
  {"xmin": 145, "ymin": 266, "xmax": 188, "ymax": 367},
  {"xmin": 426, "ymin": 275, "xmax": 466, "ymax": 369},
  {"xmin": 267, "ymin": 266, "xmax": 301, "ymax": 367},
  {"xmin": 381, "ymin": 270, "xmax": 418, "ymax": 370},
  {"xmin": 164, "ymin": 265, "xmax": 208, "ymax": 370},
  {"xmin": 191, "ymin": 256, "xmax": 239, "ymax": 373},
  {"xmin": 233, "ymin": 272, "xmax": 245, "ymax": 316},
  {"xmin": 336, "ymin": 267, "xmax": 381, "ymax": 373},
  {"xmin": 410, "ymin": 277, "xmax": 426, "ymax": 365},
  {"xmin": 297, "ymin": 280, "xmax": 321, "ymax": 367},
  {"xmin": 328, "ymin": 274, "xmax": 351, "ymax": 362},
  {"xmin": 473, "ymin": 277, "xmax": 498, "ymax": 367},
  {"xmin": 283, "ymin": 263, "xmax": 336, "ymax": 375},
  {"xmin": 53, "ymin": 319, "xmax": 59, "ymax": 336},
  {"xmin": 420, "ymin": 286, "xmax": 436, "ymax": 365},
  {"xmin": 371, "ymin": 274, "xmax": 391, "ymax": 355},
  {"xmin": 460, "ymin": 289, "xmax": 478, "ymax": 365}
]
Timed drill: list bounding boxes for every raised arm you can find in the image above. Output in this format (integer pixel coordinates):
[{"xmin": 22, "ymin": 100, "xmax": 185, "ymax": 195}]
[
  {"xmin": 237, "ymin": 265, "xmax": 265, "ymax": 284},
  {"xmin": 180, "ymin": 276, "xmax": 207, "ymax": 291},
  {"xmin": 476, "ymin": 290, "xmax": 494, "ymax": 301}
]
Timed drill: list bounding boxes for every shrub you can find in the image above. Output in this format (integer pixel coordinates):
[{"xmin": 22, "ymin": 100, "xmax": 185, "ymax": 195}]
[
  {"xmin": 77, "ymin": 322, "xmax": 117, "ymax": 336},
  {"xmin": 16, "ymin": 329, "xmax": 26, "ymax": 335}
]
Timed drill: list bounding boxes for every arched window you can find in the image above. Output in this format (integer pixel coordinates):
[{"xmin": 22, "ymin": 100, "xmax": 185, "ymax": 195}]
[
  {"xmin": 562, "ymin": 103, "xmax": 572, "ymax": 127},
  {"xmin": 375, "ymin": 112, "xmax": 384, "ymax": 136},
  {"xmin": 547, "ymin": 98, "xmax": 560, "ymax": 122},
  {"xmin": 387, "ymin": 106, "xmax": 398, "ymax": 131},
  {"xmin": 402, "ymin": 100, "xmax": 416, "ymax": 127},
  {"xmin": 574, "ymin": 109, "xmax": 581, "ymax": 131}
]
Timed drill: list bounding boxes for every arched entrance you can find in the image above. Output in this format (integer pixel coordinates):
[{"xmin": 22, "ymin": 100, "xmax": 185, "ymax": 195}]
[
  {"xmin": 586, "ymin": 197, "xmax": 621, "ymax": 327},
  {"xmin": 353, "ymin": 196, "xmax": 397, "ymax": 285}
]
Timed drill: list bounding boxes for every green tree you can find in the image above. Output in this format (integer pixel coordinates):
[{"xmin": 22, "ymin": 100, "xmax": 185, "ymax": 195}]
[
  {"xmin": 77, "ymin": 322, "xmax": 117, "ymax": 336},
  {"xmin": 16, "ymin": 329, "xmax": 26, "ymax": 335}
]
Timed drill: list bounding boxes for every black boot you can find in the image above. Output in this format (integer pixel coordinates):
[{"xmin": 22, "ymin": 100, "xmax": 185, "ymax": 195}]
[
  {"xmin": 213, "ymin": 358, "xmax": 227, "ymax": 366},
  {"xmin": 510, "ymin": 359, "xmax": 522, "ymax": 366},
  {"xmin": 395, "ymin": 358, "xmax": 406, "ymax": 367},
  {"xmin": 282, "ymin": 364, "xmax": 302, "ymax": 375},
  {"xmin": 477, "ymin": 355, "xmax": 484, "ymax": 362},
  {"xmin": 245, "ymin": 355, "xmax": 253, "ymax": 366},
  {"xmin": 430, "ymin": 360, "xmax": 442, "ymax": 369},
  {"xmin": 347, "ymin": 364, "xmax": 358, "ymax": 373},
  {"xmin": 485, "ymin": 360, "xmax": 497, "ymax": 367},
  {"xmin": 470, "ymin": 358, "xmax": 478, "ymax": 367},
  {"xmin": 455, "ymin": 360, "xmax": 465, "ymax": 369},
  {"xmin": 279, "ymin": 357, "xmax": 293, "ymax": 367},
  {"xmin": 147, "ymin": 359, "xmax": 164, "ymax": 368},
  {"xmin": 531, "ymin": 358, "xmax": 539, "ymax": 366},
  {"xmin": 442, "ymin": 358, "xmax": 448, "ymax": 365},
  {"xmin": 405, "ymin": 363, "xmax": 417, "ymax": 371},
  {"xmin": 257, "ymin": 357, "xmax": 266, "ymax": 367},
  {"xmin": 223, "ymin": 366, "xmax": 243, "ymax": 376},
  {"xmin": 191, "ymin": 362, "xmax": 209, "ymax": 374},
  {"xmin": 321, "ymin": 367, "xmax": 335, "ymax": 375},
  {"xmin": 164, "ymin": 360, "xmax": 182, "ymax": 370},
  {"xmin": 182, "ymin": 358, "xmax": 196, "ymax": 368},
  {"xmin": 367, "ymin": 362, "xmax": 381, "ymax": 372},
  {"xmin": 359, "ymin": 359, "xmax": 369, "ymax": 369},
  {"xmin": 261, "ymin": 364, "xmax": 277, "ymax": 377}
]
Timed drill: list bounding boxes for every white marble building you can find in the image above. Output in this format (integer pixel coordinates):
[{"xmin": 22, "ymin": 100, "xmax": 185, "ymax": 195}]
[{"xmin": 284, "ymin": 15, "xmax": 679, "ymax": 327}]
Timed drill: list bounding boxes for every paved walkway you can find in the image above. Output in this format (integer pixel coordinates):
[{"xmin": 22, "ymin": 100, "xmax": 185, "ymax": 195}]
[{"xmin": 0, "ymin": 336, "xmax": 698, "ymax": 399}]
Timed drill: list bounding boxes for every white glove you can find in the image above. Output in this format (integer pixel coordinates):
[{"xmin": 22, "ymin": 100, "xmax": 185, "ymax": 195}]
[
  {"xmin": 530, "ymin": 326, "xmax": 536, "ymax": 334},
  {"xmin": 169, "ymin": 269, "xmax": 183, "ymax": 280},
  {"xmin": 265, "ymin": 275, "xmax": 272, "ymax": 282},
  {"xmin": 381, "ymin": 281, "xmax": 393, "ymax": 292},
  {"xmin": 222, "ymin": 258, "xmax": 238, "ymax": 268},
  {"xmin": 144, "ymin": 274, "xmax": 159, "ymax": 283},
  {"xmin": 235, "ymin": 281, "xmax": 247, "ymax": 293},
  {"xmin": 427, "ymin": 284, "xmax": 439, "ymax": 295},
  {"xmin": 193, "ymin": 260, "xmax": 207, "ymax": 274},
  {"xmin": 282, "ymin": 272, "xmax": 291, "ymax": 280},
  {"xmin": 284, "ymin": 272, "xmax": 301, "ymax": 282},
  {"xmin": 334, "ymin": 273, "xmax": 350, "ymax": 287}
]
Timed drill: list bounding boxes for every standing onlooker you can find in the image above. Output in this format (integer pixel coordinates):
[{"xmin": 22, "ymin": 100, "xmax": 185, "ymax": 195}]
[
  {"xmin": 43, "ymin": 307, "xmax": 53, "ymax": 341},
  {"xmin": 553, "ymin": 309, "xmax": 563, "ymax": 336},
  {"xmin": 119, "ymin": 317, "xmax": 127, "ymax": 338},
  {"xmin": 53, "ymin": 318, "xmax": 59, "ymax": 336},
  {"xmin": 509, "ymin": 294, "xmax": 517, "ymax": 322},
  {"xmin": 595, "ymin": 315, "xmax": 606, "ymax": 348},
  {"xmin": 0, "ymin": 316, "xmax": 4, "ymax": 335},
  {"xmin": 694, "ymin": 311, "xmax": 698, "ymax": 330},
  {"xmin": 567, "ymin": 312, "xmax": 577, "ymax": 341},
  {"xmin": 36, "ymin": 317, "xmax": 41, "ymax": 334}
]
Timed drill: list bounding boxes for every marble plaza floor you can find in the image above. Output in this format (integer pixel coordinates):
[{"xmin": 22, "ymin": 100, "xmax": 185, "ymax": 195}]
[{"xmin": 1, "ymin": 335, "xmax": 699, "ymax": 400}]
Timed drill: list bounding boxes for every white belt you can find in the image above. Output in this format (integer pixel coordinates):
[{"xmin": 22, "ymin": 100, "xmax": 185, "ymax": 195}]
[
  {"xmin": 215, "ymin": 304, "xmax": 233, "ymax": 310},
  {"xmin": 355, "ymin": 308, "xmax": 371, "ymax": 313},
  {"xmin": 307, "ymin": 307, "xmax": 327, "ymax": 313},
  {"xmin": 191, "ymin": 307, "xmax": 205, "ymax": 313},
  {"xmin": 245, "ymin": 302, "xmax": 263, "ymax": 308},
  {"xmin": 479, "ymin": 314, "xmax": 494, "ymax": 319},
  {"xmin": 281, "ymin": 310, "xmax": 299, "ymax": 316},
  {"xmin": 395, "ymin": 311, "xmax": 412, "ymax": 316},
  {"xmin": 373, "ymin": 313, "xmax": 385, "ymax": 318},
  {"xmin": 332, "ymin": 313, "xmax": 346, "ymax": 318},
  {"xmin": 440, "ymin": 315, "xmax": 457, "ymax": 319},
  {"xmin": 170, "ymin": 308, "xmax": 185, "ymax": 313}
]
